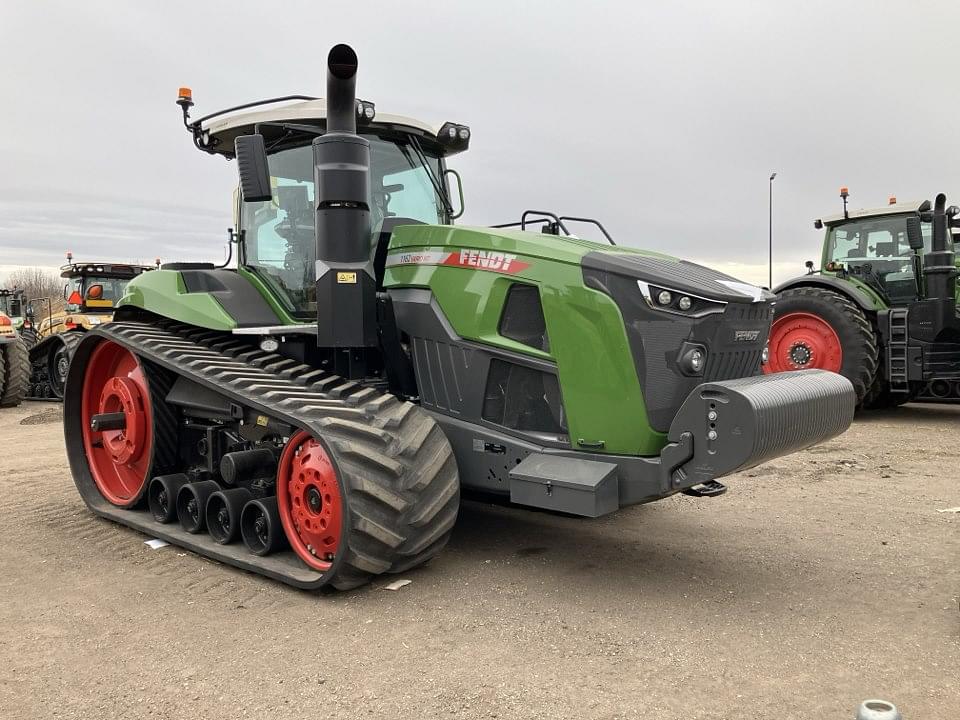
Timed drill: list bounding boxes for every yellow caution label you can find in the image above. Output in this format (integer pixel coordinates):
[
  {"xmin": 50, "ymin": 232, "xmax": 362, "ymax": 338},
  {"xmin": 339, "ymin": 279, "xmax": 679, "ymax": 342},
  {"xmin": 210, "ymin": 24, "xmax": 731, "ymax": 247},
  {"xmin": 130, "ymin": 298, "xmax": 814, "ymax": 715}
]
[
  {"xmin": 336, "ymin": 271, "xmax": 358, "ymax": 284},
  {"xmin": 256, "ymin": 415, "xmax": 269, "ymax": 427}
]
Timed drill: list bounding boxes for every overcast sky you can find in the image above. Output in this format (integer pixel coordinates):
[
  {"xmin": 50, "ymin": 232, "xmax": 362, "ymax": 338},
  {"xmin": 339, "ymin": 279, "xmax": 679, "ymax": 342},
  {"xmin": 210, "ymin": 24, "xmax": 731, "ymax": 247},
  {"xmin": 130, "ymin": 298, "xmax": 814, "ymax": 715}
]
[{"xmin": 2, "ymin": 1, "xmax": 959, "ymax": 287}]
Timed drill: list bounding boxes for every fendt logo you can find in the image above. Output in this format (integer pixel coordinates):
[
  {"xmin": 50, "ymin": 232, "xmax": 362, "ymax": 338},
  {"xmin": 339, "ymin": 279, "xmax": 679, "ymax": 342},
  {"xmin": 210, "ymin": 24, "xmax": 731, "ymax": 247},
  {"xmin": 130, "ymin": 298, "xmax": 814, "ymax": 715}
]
[
  {"xmin": 452, "ymin": 249, "xmax": 526, "ymax": 273},
  {"xmin": 732, "ymin": 329, "xmax": 761, "ymax": 342},
  {"xmin": 386, "ymin": 249, "xmax": 531, "ymax": 275}
]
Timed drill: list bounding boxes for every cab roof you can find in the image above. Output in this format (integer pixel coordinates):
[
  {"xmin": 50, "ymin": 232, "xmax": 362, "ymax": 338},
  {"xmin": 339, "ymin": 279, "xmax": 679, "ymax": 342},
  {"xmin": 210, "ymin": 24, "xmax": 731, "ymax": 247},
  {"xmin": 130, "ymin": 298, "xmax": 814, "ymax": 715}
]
[
  {"xmin": 818, "ymin": 199, "xmax": 928, "ymax": 226},
  {"xmin": 198, "ymin": 98, "xmax": 443, "ymax": 159},
  {"xmin": 60, "ymin": 263, "xmax": 153, "ymax": 279}
]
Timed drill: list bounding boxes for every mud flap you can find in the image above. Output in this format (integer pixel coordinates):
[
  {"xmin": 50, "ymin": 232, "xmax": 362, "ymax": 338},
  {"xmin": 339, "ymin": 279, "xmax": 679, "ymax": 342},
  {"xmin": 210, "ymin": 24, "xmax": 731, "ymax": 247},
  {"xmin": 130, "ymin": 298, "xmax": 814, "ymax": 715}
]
[{"xmin": 663, "ymin": 369, "xmax": 855, "ymax": 490}]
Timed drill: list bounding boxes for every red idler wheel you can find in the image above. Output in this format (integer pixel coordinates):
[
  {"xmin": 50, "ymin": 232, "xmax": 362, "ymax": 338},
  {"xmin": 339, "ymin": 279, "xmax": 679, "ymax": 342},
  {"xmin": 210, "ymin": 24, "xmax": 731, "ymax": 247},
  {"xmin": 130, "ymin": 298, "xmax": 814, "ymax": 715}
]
[
  {"xmin": 81, "ymin": 340, "xmax": 155, "ymax": 507},
  {"xmin": 276, "ymin": 430, "xmax": 343, "ymax": 571},
  {"xmin": 763, "ymin": 311, "xmax": 842, "ymax": 374}
]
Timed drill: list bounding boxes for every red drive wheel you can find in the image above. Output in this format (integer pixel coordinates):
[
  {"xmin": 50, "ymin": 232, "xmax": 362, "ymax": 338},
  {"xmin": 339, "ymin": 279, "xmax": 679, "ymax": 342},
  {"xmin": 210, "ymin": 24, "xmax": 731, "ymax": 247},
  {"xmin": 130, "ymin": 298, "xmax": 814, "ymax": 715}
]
[
  {"xmin": 81, "ymin": 340, "xmax": 155, "ymax": 506},
  {"xmin": 277, "ymin": 430, "xmax": 343, "ymax": 571},
  {"xmin": 763, "ymin": 311, "xmax": 842, "ymax": 374}
]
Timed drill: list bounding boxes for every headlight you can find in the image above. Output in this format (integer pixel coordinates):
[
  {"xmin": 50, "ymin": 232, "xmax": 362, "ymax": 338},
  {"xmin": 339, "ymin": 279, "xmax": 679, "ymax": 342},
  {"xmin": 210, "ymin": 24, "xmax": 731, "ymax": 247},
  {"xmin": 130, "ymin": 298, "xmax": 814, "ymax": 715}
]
[
  {"xmin": 87, "ymin": 317, "xmax": 101, "ymax": 325},
  {"xmin": 689, "ymin": 349, "xmax": 704, "ymax": 371},
  {"xmin": 260, "ymin": 337, "xmax": 280, "ymax": 353},
  {"xmin": 761, "ymin": 344, "xmax": 770, "ymax": 364},
  {"xmin": 677, "ymin": 342, "xmax": 707, "ymax": 376},
  {"xmin": 636, "ymin": 281, "xmax": 727, "ymax": 317}
]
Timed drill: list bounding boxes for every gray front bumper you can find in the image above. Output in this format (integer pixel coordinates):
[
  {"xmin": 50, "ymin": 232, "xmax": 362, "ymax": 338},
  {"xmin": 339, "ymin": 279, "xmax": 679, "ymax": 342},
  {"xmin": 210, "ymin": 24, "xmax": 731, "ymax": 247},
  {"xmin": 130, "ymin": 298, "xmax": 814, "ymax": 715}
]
[
  {"xmin": 660, "ymin": 369, "xmax": 855, "ymax": 488},
  {"xmin": 506, "ymin": 369, "xmax": 854, "ymax": 516}
]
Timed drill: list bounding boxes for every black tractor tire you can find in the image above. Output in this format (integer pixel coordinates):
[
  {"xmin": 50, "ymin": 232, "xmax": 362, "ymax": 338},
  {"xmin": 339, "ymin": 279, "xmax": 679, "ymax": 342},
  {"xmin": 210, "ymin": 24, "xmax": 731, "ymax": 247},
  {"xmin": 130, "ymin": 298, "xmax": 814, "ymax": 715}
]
[
  {"xmin": 862, "ymin": 378, "xmax": 916, "ymax": 409},
  {"xmin": 771, "ymin": 287, "xmax": 879, "ymax": 405},
  {"xmin": 0, "ymin": 338, "xmax": 30, "ymax": 408},
  {"xmin": 19, "ymin": 326, "xmax": 39, "ymax": 351}
]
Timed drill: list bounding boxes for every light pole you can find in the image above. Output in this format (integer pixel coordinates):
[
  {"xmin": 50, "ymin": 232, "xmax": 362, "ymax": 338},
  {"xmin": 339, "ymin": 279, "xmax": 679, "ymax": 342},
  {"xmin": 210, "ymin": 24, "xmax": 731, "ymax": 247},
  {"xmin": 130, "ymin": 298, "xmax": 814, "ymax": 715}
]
[{"xmin": 768, "ymin": 172, "xmax": 777, "ymax": 289}]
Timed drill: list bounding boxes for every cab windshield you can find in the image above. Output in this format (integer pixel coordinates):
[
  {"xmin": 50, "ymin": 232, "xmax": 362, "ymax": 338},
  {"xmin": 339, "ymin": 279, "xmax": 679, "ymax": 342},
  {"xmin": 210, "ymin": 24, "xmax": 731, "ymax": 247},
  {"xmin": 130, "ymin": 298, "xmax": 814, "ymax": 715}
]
[
  {"xmin": 66, "ymin": 276, "xmax": 130, "ymax": 312},
  {"xmin": 826, "ymin": 213, "xmax": 940, "ymax": 304},
  {"xmin": 240, "ymin": 134, "xmax": 448, "ymax": 318},
  {"xmin": 0, "ymin": 294, "xmax": 21, "ymax": 318}
]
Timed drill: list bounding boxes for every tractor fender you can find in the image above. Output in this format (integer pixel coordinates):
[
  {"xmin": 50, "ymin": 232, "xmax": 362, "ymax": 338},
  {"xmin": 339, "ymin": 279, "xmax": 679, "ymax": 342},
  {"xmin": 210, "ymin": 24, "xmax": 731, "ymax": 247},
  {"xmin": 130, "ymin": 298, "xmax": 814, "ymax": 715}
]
[{"xmin": 773, "ymin": 275, "xmax": 883, "ymax": 314}]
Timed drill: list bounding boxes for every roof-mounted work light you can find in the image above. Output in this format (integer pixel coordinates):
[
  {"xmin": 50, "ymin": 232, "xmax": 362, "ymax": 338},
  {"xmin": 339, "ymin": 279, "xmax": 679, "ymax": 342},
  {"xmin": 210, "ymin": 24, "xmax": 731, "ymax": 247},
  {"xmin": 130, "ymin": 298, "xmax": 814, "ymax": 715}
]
[
  {"xmin": 355, "ymin": 99, "xmax": 376, "ymax": 125},
  {"xmin": 438, "ymin": 122, "xmax": 470, "ymax": 153}
]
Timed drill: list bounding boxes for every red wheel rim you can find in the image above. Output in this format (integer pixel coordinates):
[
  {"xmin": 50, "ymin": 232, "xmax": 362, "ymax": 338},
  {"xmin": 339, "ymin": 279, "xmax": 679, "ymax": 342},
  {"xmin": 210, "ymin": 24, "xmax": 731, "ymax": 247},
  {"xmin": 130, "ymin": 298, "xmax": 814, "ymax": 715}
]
[
  {"xmin": 277, "ymin": 430, "xmax": 343, "ymax": 571},
  {"xmin": 763, "ymin": 311, "xmax": 843, "ymax": 374},
  {"xmin": 81, "ymin": 340, "xmax": 154, "ymax": 506}
]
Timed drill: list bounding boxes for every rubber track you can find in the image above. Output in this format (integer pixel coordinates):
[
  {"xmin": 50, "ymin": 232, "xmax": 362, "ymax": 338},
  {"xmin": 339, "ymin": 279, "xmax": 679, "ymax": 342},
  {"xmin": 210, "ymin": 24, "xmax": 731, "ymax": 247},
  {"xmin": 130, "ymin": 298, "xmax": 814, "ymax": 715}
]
[
  {"xmin": 0, "ymin": 338, "xmax": 30, "ymax": 407},
  {"xmin": 67, "ymin": 320, "xmax": 460, "ymax": 590},
  {"xmin": 26, "ymin": 331, "xmax": 83, "ymax": 401},
  {"xmin": 775, "ymin": 287, "xmax": 878, "ymax": 404}
]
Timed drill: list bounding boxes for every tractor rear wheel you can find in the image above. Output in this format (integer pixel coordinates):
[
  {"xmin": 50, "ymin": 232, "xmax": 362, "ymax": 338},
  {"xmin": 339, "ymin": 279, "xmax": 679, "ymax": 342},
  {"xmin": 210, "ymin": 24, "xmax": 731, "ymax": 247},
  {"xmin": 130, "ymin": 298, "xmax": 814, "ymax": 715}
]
[
  {"xmin": 78, "ymin": 339, "xmax": 177, "ymax": 507},
  {"xmin": 0, "ymin": 338, "xmax": 30, "ymax": 408},
  {"xmin": 765, "ymin": 287, "xmax": 878, "ymax": 404}
]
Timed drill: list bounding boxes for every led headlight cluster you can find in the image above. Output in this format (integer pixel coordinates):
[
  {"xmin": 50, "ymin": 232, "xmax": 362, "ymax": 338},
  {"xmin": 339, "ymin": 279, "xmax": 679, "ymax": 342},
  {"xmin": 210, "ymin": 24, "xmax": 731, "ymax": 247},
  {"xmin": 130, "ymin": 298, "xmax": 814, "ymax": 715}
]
[
  {"xmin": 438, "ymin": 121, "xmax": 471, "ymax": 152},
  {"xmin": 637, "ymin": 281, "xmax": 727, "ymax": 317},
  {"xmin": 356, "ymin": 99, "xmax": 376, "ymax": 124}
]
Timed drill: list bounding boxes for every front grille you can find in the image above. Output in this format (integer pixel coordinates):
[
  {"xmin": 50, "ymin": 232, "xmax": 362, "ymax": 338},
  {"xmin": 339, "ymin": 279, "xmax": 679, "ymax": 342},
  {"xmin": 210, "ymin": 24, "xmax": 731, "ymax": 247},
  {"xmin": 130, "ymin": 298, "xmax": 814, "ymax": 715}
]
[{"xmin": 704, "ymin": 348, "xmax": 764, "ymax": 380}]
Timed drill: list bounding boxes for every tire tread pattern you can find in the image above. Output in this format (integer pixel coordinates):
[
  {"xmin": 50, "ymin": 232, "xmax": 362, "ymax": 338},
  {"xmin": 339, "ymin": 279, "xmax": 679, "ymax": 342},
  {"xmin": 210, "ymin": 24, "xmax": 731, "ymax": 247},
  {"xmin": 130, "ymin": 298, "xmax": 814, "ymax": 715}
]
[{"xmin": 774, "ymin": 287, "xmax": 878, "ymax": 404}]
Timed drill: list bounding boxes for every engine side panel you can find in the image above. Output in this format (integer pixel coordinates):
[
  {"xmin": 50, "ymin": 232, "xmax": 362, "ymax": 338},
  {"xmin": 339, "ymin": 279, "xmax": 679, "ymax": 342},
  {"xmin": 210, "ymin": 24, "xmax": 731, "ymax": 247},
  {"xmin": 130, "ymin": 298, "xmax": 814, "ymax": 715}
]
[{"xmin": 118, "ymin": 269, "xmax": 279, "ymax": 330}]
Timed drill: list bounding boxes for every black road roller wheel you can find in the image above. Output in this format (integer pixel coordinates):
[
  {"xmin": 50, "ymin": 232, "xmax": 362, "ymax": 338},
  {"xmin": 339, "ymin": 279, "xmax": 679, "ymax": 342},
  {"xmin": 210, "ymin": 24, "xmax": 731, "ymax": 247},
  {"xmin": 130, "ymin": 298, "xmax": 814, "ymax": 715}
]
[
  {"xmin": 765, "ymin": 287, "xmax": 878, "ymax": 405},
  {"xmin": 0, "ymin": 338, "xmax": 30, "ymax": 408}
]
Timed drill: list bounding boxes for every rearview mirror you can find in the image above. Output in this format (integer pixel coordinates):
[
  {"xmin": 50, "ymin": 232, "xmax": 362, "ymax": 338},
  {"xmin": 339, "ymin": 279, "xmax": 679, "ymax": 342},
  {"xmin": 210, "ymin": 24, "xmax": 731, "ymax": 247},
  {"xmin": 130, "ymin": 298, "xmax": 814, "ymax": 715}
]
[
  {"xmin": 25, "ymin": 304, "xmax": 34, "ymax": 321},
  {"xmin": 235, "ymin": 134, "xmax": 273, "ymax": 203},
  {"xmin": 443, "ymin": 168, "xmax": 465, "ymax": 220},
  {"xmin": 906, "ymin": 215, "xmax": 924, "ymax": 250}
]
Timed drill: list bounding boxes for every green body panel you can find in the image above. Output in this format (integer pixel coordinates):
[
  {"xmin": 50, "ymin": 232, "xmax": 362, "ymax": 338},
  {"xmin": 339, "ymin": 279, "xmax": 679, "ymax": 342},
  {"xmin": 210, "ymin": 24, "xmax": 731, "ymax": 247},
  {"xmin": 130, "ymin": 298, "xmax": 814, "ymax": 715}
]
[
  {"xmin": 819, "ymin": 271, "xmax": 889, "ymax": 310},
  {"xmin": 385, "ymin": 224, "xmax": 667, "ymax": 456},
  {"xmin": 119, "ymin": 270, "xmax": 238, "ymax": 331},
  {"xmin": 237, "ymin": 266, "xmax": 301, "ymax": 325}
]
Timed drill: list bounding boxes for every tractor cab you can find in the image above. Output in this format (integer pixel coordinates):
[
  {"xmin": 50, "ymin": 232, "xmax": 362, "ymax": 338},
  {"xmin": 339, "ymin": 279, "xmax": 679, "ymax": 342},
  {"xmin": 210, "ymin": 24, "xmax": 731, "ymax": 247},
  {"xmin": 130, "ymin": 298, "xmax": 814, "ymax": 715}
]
[
  {"xmin": 815, "ymin": 197, "xmax": 947, "ymax": 306},
  {"xmin": 0, "ymin": 289, "xmax": 26, "ymax": 330},
  {"xmin": 60, "ymin": 261, "xmax": 152, "ymax": 314},
  {"xmin": 178, "ymin": 92, "xmax": 469, "ymax": 320}
]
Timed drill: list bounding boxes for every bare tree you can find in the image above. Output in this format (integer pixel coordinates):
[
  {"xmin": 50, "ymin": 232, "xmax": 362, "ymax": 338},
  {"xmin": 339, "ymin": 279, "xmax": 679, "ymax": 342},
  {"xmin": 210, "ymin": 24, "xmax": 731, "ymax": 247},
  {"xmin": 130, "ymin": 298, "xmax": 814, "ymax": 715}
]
[{"xmin": 4, "ymin": 267, "xmax": 65, "ymax": 314}]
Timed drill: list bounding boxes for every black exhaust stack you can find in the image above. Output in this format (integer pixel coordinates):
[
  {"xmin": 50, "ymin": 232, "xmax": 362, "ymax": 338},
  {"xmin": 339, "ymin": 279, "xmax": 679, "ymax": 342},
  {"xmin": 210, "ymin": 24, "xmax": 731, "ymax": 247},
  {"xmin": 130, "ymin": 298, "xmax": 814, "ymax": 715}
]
[
  {"xmin": 313, "ymin": 44, "xmax": 377, "ymax": 350},
  {"xmin": 924, "ymin": 194, "xmax": 957, "ymax": 303}
]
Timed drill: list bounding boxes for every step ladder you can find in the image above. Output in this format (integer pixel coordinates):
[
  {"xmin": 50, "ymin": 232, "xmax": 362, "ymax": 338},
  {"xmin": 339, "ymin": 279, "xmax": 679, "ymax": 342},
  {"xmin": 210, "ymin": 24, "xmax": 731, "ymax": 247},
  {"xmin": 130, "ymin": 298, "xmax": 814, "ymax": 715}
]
[{"xmin": 887, "ymin": 308, "xmax": 909, "ymax": 392}]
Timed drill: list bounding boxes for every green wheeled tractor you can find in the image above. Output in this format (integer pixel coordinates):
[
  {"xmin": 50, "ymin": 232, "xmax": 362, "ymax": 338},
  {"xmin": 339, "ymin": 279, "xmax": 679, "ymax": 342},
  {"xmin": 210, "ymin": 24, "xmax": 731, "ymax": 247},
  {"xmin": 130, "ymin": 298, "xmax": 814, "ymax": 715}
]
[
  {"xmin": 26, "ymin": 257, "xmax": 155, "ymax": 399},
  {"xmin": 0, "ymin": 288, "xmax": 27, "ymax": 334},
  {"xmin": 63, "ymin": 44, "xmax": 856, "ymax": 591},
  {"xmin": 0, "ymin": 310, "xmax": 29, "ymax": 408},
  {"xmin": 767, "ymin": 189, "xmax": 960, "ymax": 407}
]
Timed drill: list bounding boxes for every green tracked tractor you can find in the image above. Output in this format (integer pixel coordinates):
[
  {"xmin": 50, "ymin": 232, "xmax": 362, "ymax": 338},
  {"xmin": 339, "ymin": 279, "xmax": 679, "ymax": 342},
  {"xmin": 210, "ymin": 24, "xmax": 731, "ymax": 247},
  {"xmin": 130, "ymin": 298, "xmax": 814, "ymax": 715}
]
[
  {"xmin": 768, "ymin": 189, "xmax": 960, "ymax": 406},
  {"xmin": 63, "ymin": 45, "xmax": 855, "ymax": 591}
]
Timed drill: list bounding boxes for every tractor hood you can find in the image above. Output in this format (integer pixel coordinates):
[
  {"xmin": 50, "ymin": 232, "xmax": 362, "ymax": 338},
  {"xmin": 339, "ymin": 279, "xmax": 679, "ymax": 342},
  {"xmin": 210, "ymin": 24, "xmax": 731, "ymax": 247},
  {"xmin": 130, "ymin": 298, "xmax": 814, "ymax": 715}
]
[{"xmin": 582, "ymin": 252, "xmax": 771, "ymax": 305}]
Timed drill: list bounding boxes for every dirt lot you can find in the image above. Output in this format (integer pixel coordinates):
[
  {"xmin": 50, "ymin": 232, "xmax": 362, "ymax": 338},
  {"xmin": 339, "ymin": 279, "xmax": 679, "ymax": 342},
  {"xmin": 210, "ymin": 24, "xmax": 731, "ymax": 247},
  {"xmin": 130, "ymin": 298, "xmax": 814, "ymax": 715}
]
[{"xmin": 0, "ymin": 401, "xmax": 957, "ymax": 720}]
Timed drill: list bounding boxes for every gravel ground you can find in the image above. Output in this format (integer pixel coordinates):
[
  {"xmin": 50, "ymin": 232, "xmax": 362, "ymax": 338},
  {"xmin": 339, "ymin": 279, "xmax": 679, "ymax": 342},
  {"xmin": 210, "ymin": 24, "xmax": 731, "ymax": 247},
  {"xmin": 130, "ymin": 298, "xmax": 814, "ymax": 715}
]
[{"xmin": 0, "ymin": 401, "xmax": 957, "ymax": 720}]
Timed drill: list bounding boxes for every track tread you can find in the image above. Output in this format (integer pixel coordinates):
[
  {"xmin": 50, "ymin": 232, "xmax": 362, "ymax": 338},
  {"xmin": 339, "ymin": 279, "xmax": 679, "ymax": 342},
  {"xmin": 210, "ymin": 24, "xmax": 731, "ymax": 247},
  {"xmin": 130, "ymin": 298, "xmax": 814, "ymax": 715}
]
[{"xmin": 69, "ymin": 319, "xmax": 460, "ymax": 591}]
